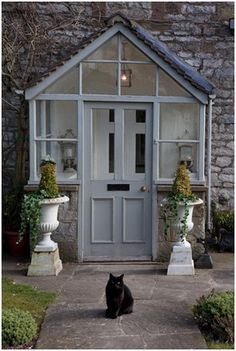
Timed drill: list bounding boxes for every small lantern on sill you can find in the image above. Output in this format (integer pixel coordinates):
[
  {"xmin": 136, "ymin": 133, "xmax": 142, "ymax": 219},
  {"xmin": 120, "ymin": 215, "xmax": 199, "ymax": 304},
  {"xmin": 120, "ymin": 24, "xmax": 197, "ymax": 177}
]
[
  {"xmin": 59, "ymin": 129, "xmax": 76, "ymax": 173},
  {"xmin": 178, "ymin": 144, "xmax": 193, "ymax": 172}
]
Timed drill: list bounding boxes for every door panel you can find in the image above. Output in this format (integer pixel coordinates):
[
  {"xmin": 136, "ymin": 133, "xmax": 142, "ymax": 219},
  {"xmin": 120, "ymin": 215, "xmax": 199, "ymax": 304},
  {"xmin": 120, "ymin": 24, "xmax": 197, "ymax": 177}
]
[
  {"xmin": 123, "ymin": 198, "xmax": 144, "ymax": 243},
  {"xmin": 91, "ymin": 198, "xmax": 114, "ymax": 243},
  {"xmin": 83, "ymin": 103, "xmax": 152, "ymax": 260}
]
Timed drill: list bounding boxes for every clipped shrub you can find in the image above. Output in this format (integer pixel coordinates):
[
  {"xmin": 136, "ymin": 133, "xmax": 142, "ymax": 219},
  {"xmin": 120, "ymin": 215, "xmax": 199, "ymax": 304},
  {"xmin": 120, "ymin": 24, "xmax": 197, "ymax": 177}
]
[
  {"xmin": 193, "ymin": 290, "xmax": 234, "ymax": 344},
  {"xmin": 172, "ymin": 164, "xmax": 192, "ymax": 198},
  {"xmin": 38, "ymin": 159, "xmax": 59, "ymax": 198},
  {"xmin": 2, "ymin": 308, "xmax": 37, "ymax": 347}
]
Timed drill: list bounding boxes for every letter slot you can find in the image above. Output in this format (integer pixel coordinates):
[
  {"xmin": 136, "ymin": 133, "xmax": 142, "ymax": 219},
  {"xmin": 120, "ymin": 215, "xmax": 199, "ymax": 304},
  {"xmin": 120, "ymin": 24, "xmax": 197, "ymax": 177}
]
[{"xmin": 107, "ymin": 184, "xmax": 130, "ymax": 191}]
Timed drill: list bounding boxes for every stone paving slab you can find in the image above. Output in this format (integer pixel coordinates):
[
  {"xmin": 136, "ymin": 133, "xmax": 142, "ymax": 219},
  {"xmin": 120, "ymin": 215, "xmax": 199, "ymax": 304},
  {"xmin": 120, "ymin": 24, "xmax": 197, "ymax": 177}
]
[
  {"xmin": 36, "ymin": 300, "xmax": 206, "ymax": 349},
  {"xmin": 2, "ymin": 253, "xmax": 234, "ymax": 349}
]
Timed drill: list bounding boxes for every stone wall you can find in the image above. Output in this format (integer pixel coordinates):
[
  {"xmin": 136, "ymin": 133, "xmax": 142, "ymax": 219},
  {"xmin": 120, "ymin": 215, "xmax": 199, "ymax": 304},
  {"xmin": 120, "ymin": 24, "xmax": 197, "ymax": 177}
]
[
  {"xmin": 2, "ymin": 1, "xmax": 234, "ymax": 209},
  {"xmin": 53, "ymin": 186, "xmax": 79, "ymax": 262}
]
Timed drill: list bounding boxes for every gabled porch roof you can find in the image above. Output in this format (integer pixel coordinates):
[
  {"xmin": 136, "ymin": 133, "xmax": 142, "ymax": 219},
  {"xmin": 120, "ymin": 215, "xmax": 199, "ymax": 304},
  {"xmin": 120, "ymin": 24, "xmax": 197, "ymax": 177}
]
[{"xmin": 25, "ymin": 13, "xmax": 214, "ymax": 100}]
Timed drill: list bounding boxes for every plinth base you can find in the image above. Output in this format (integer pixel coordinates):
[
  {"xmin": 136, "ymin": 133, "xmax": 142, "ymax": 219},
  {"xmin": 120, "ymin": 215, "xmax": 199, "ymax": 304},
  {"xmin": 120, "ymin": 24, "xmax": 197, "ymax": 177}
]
[
  {"xmin": 27, "ymin": 247, "xmax": 62, "ymax": 276},
  {"xmin": 35, "ymin": 242, "xmax": 58, "ymax": 252},
  {"xmin": 167, "ymin": 244, "xmax": 195, "ymax": 275}
]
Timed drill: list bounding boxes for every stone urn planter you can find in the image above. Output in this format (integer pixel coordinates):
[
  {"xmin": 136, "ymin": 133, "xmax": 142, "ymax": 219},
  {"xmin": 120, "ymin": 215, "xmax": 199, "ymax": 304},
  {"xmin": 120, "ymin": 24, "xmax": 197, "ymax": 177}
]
[
  {"xmin": 166, "ymin": 197, "xmax": 204, "ymax": 276},
  {"xmin": 171, "ymin": 198, "xmax": 203, "ymax": 247},
  {"xmin": 21, "ymin": 156, "xmax": 70, "ymax": 276},
  {"xmin": 35, "ymin": 195, "xmax": 69, "ymax": 252},
  {"xmin": 160, "ymin": 164, "xmax": 204, "ymax": 275}
]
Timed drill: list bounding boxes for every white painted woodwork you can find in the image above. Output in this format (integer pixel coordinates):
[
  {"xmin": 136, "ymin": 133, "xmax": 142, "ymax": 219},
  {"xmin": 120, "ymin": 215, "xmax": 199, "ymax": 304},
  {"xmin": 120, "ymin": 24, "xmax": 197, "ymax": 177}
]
[{"xmin": 83, "ymin": 102, "xmax": 152, "ymax": 260}]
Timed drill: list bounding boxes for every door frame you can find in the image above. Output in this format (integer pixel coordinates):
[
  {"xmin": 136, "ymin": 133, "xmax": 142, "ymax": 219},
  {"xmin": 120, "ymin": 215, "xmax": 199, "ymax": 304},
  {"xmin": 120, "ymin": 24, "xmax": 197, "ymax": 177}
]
[{"xmin": 79, "ymin": 101, "xmax": 157, "ymax": 262}]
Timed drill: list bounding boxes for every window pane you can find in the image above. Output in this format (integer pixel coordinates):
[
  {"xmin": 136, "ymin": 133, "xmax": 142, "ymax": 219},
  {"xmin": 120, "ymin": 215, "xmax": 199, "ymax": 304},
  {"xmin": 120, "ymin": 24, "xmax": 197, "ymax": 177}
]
[
  {"xmin": 85, "ymin": 36, "xmax": 118, "ymax": 60},
  {"xmin": 82, "ymin": 63, "xmax": 117, "ymax": 94},
  {"xmin": 109, "ymin": 109, "xmax": 115, "ymax": 122},
  {"xmin": 159, "ymin": 143, "xmax": 198, "ymax": 179},
  {"xmin": 159, "ymin": 70, "xmax": 190, "ymax": 96},
  {"xmin": 36, "ymin": 101, "xmax": 77, "ymax": 138},
  {"xmin": 44, "ymin": 67, "xmax": 79, "ymax": 94},
  {"xmin": 124, "ymin": 109, "xmax": 146, "ymax": 178},
  {"xmin": 109, "ymin": 133, "xmax": 115, "ymax": 173},
  {"xmin": 136, "ymin": 110, "xmax": 146, "ymax": 123},
  {"xmin": 93, "ymin": 109, "xmax": 115, "ymax": 179},
  {"xmin": 121, "ymin": 64, "xmax": 156, "ymax": 96},
  {"xmin": 36, "ymin": 141, "xmax": 77, "ymax": 180},
  {"xmin": 160, "ymin": 103, "xmax": 199, "ymax": 140},
  {"xmin": 136, "ymin": 134, "xmax": 145, "ymax": 173},
  {"xmin": 121, "ymin": 35, "xmax": 150, "ymax": 62}
]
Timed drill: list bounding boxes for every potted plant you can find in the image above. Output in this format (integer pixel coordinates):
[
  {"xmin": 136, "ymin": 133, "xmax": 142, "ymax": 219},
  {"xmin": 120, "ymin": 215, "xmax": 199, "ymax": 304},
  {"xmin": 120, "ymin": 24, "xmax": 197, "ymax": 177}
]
[
  {"xmin": 3, "ymin": 187, "xmax": 29, "ymax": 257},
  {"xmin": 212, "ymin": 205, "xmax": 234, "ymax": 253},
  {"xmin": 19, "ymin": 156, "xmax": 69, "ymax": 252},
  {"xmin": 161, "ymin": 164, "xmax": 203, "ymax": 247}
]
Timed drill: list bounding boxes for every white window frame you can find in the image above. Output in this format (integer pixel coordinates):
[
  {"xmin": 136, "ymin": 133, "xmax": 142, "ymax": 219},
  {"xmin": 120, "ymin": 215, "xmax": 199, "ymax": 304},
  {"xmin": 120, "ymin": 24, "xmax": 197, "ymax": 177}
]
[
  {"xmin": 29, "ymin": 99, "xmax": 80, "ymax": 185},
  {"xmin": 153, "ymin": 100, "xmax": 205, "ymax": 184}
]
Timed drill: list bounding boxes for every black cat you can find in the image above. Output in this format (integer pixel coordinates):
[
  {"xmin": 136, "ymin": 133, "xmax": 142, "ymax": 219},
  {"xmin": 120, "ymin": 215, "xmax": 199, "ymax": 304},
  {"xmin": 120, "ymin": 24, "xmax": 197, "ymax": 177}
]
[{"xmin": 105, "ymin": 273, "xmax": 134, "ymax": 319}]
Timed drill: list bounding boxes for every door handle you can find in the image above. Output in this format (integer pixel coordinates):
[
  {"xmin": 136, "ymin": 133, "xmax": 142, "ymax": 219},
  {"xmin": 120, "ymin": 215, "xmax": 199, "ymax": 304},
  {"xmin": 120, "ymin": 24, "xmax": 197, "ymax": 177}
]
[{"xmin": 140, "ymin": 186, "xmax": 149, "ymax": 192}]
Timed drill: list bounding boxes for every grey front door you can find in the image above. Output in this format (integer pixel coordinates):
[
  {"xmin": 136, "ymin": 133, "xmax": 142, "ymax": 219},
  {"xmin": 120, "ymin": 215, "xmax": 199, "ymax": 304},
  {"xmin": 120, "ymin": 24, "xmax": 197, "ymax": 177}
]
[{"xmin": 83, "ymin": 102, "xmax": 152, "ymax": 260}]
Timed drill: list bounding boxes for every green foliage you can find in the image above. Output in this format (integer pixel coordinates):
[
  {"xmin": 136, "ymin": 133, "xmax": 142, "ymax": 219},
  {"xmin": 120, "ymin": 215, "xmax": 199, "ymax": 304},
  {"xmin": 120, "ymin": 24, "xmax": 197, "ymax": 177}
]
[
  {"xmin": 20, "ymin": 156, "xmax": 60, "ymax": 250},
  {"xmin": 212, "ymin": 208, "xmax": 234, "ymax": 233},
  {"xmin": 19, "ymin": 192, "xmax": 45, "ymax": 250},
  {"xmin": 160, "ymin": 164, "xmax": 198, "ymax": 241},
  {"xmin": 2, "ymin": 278, "xmax": 56, "ymax": 326},
  {"xmin": 2, "ymin": 308, "xmax": 37, "ymax": 347},
  {"xmin": 172, "ymin": 164, "xmax": 192, "ymax": 197},
  {"xmin": 3, "ymin": 187, "xmax": 24, "ymax": 230},
  {"xmin": 208, "ymin": 342, "xmax": 234, "ymax": 349},
  {"xmin": 193, "ymin": 290, "xmax": 234, "ymax": 344},
  {"xmin": 38, "ymin": 159, "xmax": 59, "ymax": 198}
]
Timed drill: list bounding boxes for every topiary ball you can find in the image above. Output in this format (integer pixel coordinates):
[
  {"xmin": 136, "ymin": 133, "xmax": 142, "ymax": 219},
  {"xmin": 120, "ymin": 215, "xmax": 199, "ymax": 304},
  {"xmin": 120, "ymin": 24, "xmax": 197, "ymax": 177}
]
[{"xmin": 2, "ymin": 308, "xmax": 37, "ymax": 347}]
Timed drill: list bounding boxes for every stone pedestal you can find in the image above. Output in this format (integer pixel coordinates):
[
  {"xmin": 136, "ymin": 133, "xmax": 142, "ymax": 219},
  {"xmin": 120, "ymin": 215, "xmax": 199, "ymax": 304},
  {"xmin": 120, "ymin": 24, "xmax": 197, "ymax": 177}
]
[
  {"xmin": 167, "ymin": 243, "xmax": 195, "ymax": 275},
  {"xmin": 27, "ymin": 247, "xmax": 62, "ymax": 276}
]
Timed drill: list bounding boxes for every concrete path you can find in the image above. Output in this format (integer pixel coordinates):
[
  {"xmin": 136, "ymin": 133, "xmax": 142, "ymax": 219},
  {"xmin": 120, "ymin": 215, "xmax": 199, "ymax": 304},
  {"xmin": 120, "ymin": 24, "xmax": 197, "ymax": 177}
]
[{"xmin": 2, "ymin": 253, "xmax": 234, "ymax": 349}]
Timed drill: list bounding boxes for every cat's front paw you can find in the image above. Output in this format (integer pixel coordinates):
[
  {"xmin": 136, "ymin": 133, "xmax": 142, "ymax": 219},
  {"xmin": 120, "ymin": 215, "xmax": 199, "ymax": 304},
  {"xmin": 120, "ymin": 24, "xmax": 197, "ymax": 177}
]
[{"xmin": 105, "ymin": 309, "xmax": 117, "ymax": 319}]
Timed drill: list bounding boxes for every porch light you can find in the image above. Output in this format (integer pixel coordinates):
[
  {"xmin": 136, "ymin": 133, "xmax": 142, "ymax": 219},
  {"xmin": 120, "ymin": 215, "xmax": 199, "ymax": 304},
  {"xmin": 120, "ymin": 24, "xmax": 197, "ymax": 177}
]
[
  {"xmin": 121, "ymin": 69, "xmax": 132, "ymax": 87},
  {"xmin": 58, "ymin": 129, "xmax": 76, "ymax": 173},
  {"xmin": 121, "ymin": 40, "xmax": 132, "ymax": 87},
  {"xmin": 121, "ymin": 72, "xmax": 128, "ymax": 81},
  {"xmin": 178, "ymin": 144, "xmax": 193, "ymax": 172}
]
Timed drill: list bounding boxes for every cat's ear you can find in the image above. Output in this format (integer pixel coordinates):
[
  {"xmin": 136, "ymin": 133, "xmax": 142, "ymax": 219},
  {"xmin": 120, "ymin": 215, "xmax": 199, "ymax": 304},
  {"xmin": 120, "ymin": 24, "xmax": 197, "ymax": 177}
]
[
  {"xmin": 109, "ymin": 273, "xmax": 114, "ymax": 279},
  {"xmin": 119, "ymin": 274, "xmax": 124, "ymax": 280}
]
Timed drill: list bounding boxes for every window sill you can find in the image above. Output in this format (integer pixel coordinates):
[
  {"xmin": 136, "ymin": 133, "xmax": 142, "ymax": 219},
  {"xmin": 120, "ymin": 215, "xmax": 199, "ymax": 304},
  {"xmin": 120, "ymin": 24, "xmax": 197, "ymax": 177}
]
[
  {"xmin": 156, "ymin": 184, "xmax": 207, "ymax": 192},
  {"xmin": 24, "ymin": 184, "xmax": 80, "ymax": 192}
]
